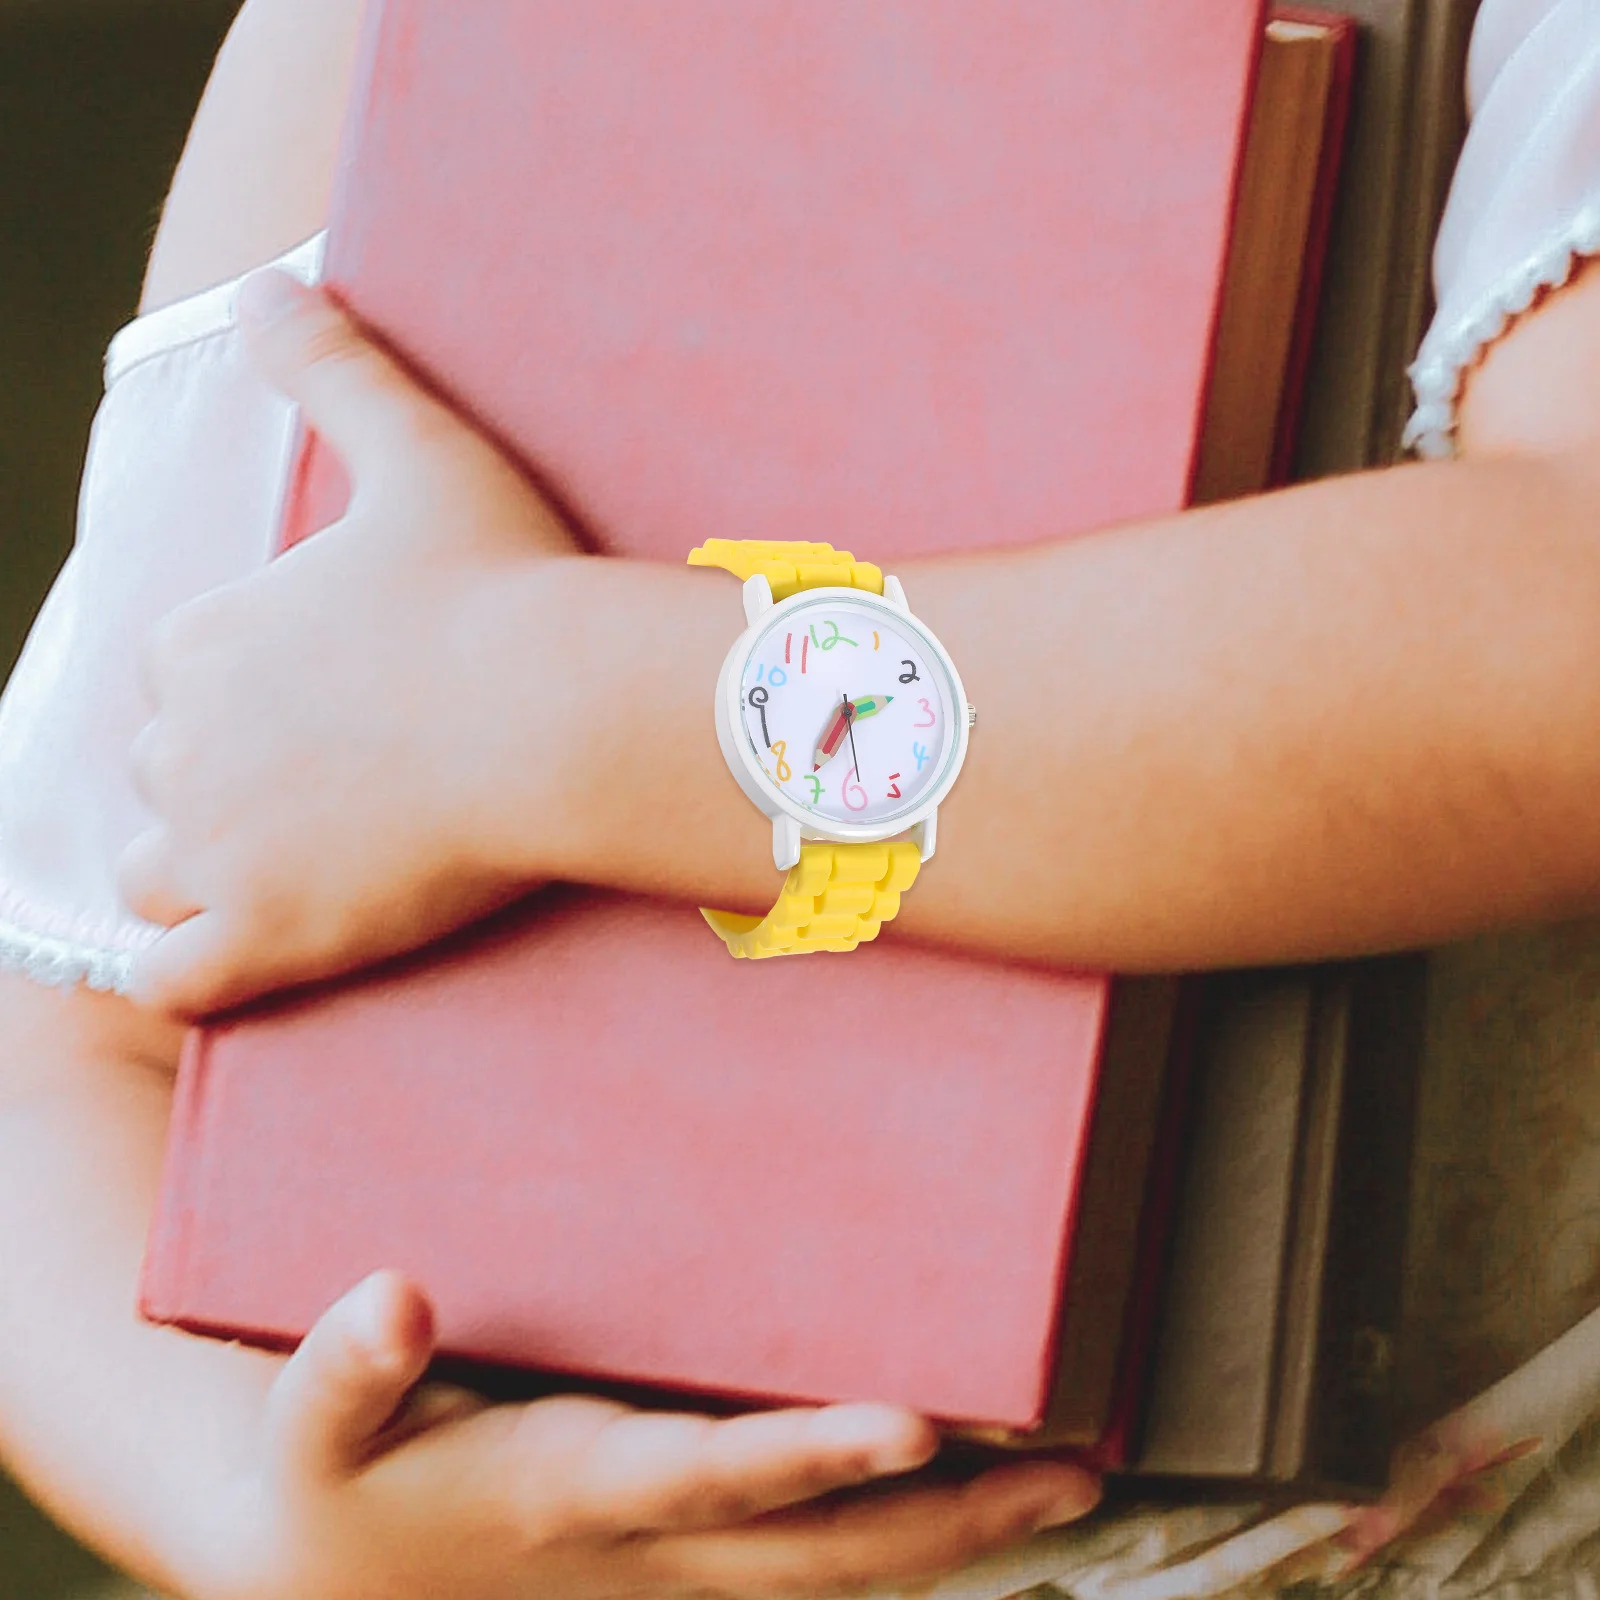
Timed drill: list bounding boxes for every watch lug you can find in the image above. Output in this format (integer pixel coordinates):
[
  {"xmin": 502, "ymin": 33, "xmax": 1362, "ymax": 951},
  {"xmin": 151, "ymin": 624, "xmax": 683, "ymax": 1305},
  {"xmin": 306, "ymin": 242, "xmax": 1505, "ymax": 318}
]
[
  {"xmin": 882, "ymin": 574, "xmax": 910, "ymax": 613},
  {"xmin": 913, "ymin": 809, "xmax": 938, "ymax": 863},
  {"xmin": 743, "ymin": 574, "xmax": 776, "ymax": 626},
  {"xmin": 773, "ymin": 815, "xmax": 802, "ymax": 871}
]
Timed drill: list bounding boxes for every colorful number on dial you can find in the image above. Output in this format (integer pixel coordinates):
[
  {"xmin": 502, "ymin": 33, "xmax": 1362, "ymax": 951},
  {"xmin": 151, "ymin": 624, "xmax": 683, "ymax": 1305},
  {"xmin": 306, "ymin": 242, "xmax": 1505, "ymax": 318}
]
[{"xmin": 739, "ymin": 601, "xmax": 950, "ymax": 825}]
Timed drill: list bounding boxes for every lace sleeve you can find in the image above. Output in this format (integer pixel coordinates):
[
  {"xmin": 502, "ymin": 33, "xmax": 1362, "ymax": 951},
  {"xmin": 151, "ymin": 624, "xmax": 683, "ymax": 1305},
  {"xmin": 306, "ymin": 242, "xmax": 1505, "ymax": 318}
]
[
  {"xmin": 1405, "ymin": 0, "xmax": 1600, "ymax": 458},
  {"xmin": 0, "ymin": 237, "xmax": 322, "ymax": 991}
]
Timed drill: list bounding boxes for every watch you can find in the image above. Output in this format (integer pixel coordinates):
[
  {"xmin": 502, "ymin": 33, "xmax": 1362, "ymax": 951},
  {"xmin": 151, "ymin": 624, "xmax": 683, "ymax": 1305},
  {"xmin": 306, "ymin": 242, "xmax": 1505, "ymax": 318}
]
[{"xmin": 689, "ymin": 538, "xmax": 972, "ymax": 958}]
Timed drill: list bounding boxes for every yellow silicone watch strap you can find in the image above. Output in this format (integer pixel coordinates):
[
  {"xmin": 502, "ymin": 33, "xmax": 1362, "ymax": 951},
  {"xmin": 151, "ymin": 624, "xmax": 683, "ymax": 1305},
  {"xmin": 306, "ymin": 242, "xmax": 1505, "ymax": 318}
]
[
  {"xmin": 692, "ymin": 539, "xmax": 916, "ymax": 958},
  {"xmin": 688, "ymin": 538, "xmax": 884, "ymax": 601},
  {"xmin": 701, "ymin": 840, "xmax": 921, "ymax": 958}
]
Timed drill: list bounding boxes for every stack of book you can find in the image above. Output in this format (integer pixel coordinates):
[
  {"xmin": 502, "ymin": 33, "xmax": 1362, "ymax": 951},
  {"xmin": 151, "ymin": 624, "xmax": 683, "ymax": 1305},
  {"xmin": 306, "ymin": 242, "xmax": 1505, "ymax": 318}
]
[
  {"xmin": 141, "ymin": 1, "xmax": 1464, "ymax": 1495},
  {"xmin": 1146, "ymin": 0, "xmax": 1477, "ymax": 1491}
]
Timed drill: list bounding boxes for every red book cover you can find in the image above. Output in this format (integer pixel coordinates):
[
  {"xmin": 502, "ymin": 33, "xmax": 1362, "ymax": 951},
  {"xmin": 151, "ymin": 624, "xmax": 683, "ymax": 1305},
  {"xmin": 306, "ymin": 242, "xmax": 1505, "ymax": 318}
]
[{"xmin": 142, "ymin": 1, "xmax": 1265, "ymax": 1435}]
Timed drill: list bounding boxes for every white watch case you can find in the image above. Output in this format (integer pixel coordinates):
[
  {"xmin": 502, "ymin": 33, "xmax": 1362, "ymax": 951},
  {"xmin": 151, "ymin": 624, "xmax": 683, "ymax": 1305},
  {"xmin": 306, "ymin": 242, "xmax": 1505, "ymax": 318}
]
[{"xmin": 713, "ymin": 573, "xmax": 971, "ymax": 871}]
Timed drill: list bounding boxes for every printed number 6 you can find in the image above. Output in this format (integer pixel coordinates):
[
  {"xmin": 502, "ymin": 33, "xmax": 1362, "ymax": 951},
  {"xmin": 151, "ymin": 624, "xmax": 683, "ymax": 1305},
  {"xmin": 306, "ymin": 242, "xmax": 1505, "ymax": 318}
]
[{"xmin": 842, "ymin": 769, "xmax": 869, "ymax": 812}]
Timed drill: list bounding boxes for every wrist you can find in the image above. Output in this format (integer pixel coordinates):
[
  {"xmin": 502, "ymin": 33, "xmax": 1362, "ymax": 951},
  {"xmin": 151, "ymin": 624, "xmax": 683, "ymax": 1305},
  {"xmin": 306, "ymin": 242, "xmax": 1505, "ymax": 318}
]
[{"xmin": 522, "ymin": 556, "xmax": 775, "ymax": 908}]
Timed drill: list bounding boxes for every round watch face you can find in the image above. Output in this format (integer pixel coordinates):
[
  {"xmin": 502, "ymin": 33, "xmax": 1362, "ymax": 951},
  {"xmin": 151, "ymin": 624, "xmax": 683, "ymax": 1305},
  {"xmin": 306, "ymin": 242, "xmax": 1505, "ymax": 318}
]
[{"xmin": 736, "ymin": 597, "xmax": 960, "ymax": 828}]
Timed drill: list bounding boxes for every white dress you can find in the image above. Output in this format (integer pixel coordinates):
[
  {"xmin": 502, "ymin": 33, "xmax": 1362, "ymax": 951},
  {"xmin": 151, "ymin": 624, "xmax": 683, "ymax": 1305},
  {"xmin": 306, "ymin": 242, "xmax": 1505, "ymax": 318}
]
[{"xmin": 7, "ymin": 2, "xmax": 1600, "ymax": 1594}]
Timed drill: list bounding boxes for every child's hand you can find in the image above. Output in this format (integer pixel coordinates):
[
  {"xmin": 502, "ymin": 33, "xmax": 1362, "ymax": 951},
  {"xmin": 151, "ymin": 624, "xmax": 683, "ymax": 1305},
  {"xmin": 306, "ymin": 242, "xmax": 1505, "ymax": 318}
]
[
  {"xmin": 118, "ymin": 273, "xmax": 585, "ymax": 1016},
  {"xmin": 214, "ymin": 1270, "xmax": 1100, "ymax": 1600}
]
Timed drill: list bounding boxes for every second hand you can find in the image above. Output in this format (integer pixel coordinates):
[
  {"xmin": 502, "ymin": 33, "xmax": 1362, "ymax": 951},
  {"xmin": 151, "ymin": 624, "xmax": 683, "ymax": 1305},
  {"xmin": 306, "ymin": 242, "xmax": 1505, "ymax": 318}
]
[{"xmin": 843, "ymin": 692, "xmax": 862, "ymax": 786}]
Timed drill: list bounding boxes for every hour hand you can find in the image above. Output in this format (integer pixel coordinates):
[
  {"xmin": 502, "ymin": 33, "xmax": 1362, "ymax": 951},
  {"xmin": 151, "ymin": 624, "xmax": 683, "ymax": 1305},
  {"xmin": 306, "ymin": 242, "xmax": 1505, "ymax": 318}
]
[{"xmin": 812, "ymin": 694, "xmax": 892, "ymax": 771}]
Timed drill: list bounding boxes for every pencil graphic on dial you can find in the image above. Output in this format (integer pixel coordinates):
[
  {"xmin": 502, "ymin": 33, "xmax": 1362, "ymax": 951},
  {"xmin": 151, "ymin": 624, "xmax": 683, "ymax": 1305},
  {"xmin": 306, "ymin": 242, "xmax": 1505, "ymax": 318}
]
[{"xmin": 813, "ymin": 696, "xmax": 893, "ymax": 770}]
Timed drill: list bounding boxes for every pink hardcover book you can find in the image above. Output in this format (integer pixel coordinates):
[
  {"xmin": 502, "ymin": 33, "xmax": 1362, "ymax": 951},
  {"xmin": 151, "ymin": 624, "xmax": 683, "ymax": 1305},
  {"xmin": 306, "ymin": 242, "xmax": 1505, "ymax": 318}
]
[{"xmin": 142, "ymin": 0, "xmax": 1265, "ymax": 1439}]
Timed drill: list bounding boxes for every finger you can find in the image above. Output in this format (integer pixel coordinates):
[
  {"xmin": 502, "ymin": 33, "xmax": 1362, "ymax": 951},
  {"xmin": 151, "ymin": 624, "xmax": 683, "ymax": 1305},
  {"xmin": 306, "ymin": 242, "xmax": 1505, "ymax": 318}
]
[
  {"xmin": 238, "ymin": 272, "xmax": 577, "ymax": 559},
  {"xmin": 127, "ymin": 710, "xmax": 211, "ymax": 819},
  {"xmin": 649, "ymin": 1460, "xmax": 1102, "ymax": 1600},
  {"xmin": 136, "ymin": 623, "xmax": 170, "ymax": 714},
  {"xmin": 126, "ymin": 721, "xmax": 162, "ymax": 810},
  {"xmin": 116, "ymin": 827, "xmax": 202, "ymax": 930},
  {"xmin": 127, "ymin": 909, "xmax": 329, "ymax": 1020},
  {"xmin": 236, "ymin": 270, "xmax": 457, "ymax": 488},
  {"xmin": 378, "ymin": 1380, "xmax": 490, "ymax": 1451},
  {"xmin": 554, "ymin": 1402, "xmax": 938, "ymax": 1536},
  {"xmin": 264, "ymin": 1271, "xmax": 436, "ymax": 1484},
  {"xmin": 139, "ymin": 591, "xmax": 232, "ymax": 715},
  {"xmin": 123, "ymin": 911, "xmax": 269, "ymax": 1019}
]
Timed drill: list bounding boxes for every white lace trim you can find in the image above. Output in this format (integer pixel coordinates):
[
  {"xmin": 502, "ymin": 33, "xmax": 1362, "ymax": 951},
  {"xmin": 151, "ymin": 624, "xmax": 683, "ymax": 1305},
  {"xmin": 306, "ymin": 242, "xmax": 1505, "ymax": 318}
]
[
  {"xmin": 0, "ymin": 914, "xmax": 134, "ymax": 994},
  {"xmin": 1403, "ymin": 199, "xmax": 1600, "ymax": 459}
]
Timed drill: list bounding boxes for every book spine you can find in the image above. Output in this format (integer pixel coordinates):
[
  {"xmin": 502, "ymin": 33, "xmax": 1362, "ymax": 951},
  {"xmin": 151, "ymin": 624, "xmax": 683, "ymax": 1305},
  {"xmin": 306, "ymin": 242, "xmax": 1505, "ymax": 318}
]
[
  {"xmin": 1303, "ymin": 954, "xmax": 1427, "ymax": 1491},
  {"xmin": 1186, "ymin": 0, "xmax": 1274, "ymax": 505},
  {"xmin": 1091, "ymin": 977, "xmax": 1202, "ymax": 1469},
  {"xmin": 1269, "ymin": 12, "xmax": 1358, "ymax": 485},
  {"xmin": 137, "ymin": 1030, "xmax": 214, "ymax": 1324}
]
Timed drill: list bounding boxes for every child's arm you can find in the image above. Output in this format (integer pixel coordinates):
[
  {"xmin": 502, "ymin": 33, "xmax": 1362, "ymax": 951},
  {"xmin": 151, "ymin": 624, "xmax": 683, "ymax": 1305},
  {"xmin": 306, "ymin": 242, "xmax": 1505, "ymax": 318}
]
[
  {"xmin": 0, "ymin": 971, "xmax": 1097, "ymax": 1596},
  {"xmin": 119, "ymin": 266, "xmax": 1600, "ymax": 1014}
]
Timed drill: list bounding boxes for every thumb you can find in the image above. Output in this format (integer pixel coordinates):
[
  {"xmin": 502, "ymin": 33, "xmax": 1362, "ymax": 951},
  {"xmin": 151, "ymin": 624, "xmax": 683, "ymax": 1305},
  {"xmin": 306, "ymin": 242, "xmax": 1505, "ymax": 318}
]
[
  {"xmin": 236, "ymin": 269, "xmax": 453, "ymax": 485},
  {"xmin": 265, "ymin": 1271, "xmax": 437, "ymax": 1484}
]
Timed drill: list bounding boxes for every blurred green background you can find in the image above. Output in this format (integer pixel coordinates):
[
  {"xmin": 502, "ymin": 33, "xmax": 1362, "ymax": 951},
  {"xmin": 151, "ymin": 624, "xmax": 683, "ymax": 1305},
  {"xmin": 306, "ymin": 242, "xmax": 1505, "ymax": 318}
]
[
  {"xmin": 0, "ymin": 0, "xmax": 236, "ymax": 678},
  {"xmin": 0, "ymin": 3, "xmax": 235, "ymax": 1591}
]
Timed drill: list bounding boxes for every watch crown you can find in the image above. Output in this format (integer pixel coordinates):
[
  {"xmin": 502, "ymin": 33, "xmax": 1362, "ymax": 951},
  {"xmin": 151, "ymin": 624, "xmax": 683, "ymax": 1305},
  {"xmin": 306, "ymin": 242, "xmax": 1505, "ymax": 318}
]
[{"xmin": 967, "ymin": 703, "xmax": 978, "ymax": 729}]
